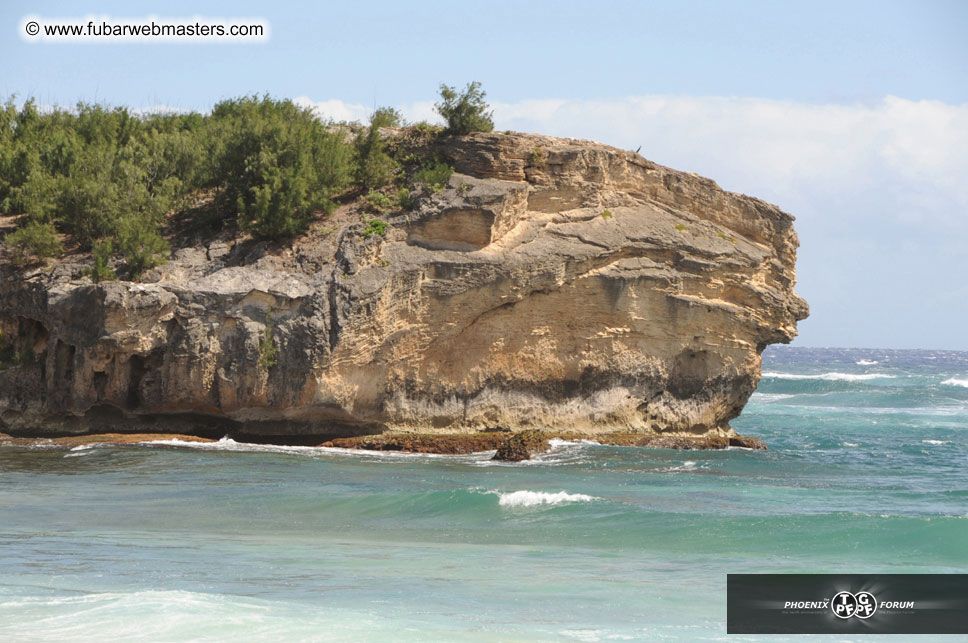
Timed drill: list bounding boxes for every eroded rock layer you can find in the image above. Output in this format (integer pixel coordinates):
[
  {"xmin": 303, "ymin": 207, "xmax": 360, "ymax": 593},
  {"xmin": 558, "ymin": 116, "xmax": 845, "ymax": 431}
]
[{"xmin": 0, "ymin": 132, "xmax": 807, "ymax": 441}]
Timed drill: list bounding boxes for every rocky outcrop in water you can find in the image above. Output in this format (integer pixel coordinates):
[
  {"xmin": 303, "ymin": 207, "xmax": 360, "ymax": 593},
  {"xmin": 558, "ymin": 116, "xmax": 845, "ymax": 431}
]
[{"xmin": 0, "ymin": 131, "xmax": 807, "ymax": 444}]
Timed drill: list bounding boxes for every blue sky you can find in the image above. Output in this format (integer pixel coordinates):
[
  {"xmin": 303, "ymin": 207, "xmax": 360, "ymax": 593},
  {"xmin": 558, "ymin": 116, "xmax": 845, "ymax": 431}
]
[{"xmin": 3, "ymin": 1, "xmax": 967, "ymax": 349}]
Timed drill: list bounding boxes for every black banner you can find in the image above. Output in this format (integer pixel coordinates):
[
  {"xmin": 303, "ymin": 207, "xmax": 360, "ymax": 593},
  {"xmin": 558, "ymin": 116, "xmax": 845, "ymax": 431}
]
[{"xmin": 727, "ymin": 574, "xmax": 968, "ymax": 634}]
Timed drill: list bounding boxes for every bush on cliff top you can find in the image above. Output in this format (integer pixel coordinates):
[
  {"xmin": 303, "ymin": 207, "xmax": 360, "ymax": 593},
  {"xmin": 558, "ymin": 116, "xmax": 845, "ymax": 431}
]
[
  {"xmin": 86, "ymin": 238, "xmax": 116, "ymax": 283},
  {"xmin": 210, "ymin": 95, "xmax": 353, "ymax": 239},
  {"xmin": 0, "ymin": 95, "xmax": 355, "ymax": 250},
  {"xmin": 4, "ymin": 220, "xmax": 62, "ymax": 265},
  {"xmin": 2, "ymin": 100, "xmax": 199, "ymax": 249},
  {"xmin": 117, "ymin": 214, "xmax": 169, "ymax": 277},
  {"xmin": 413, "ymin": 159, "xmax": 454, "ymax": 192},
  {"xmin": 0, "ymin": 83, "xmax": 496, "ymax": 269},
  {"xmin": 354, "ymin": 107, "xmax": 403, "ymax": 191},
  {"xmin": 435, "ymin": 82, "xmax": 494, "ymax": 135}
]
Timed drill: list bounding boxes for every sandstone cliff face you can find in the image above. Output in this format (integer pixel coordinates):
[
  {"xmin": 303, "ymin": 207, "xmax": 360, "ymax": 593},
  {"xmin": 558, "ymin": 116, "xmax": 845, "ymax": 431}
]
[{"xmin": 0, "ymin": 132, "xmax": 807, "ymax": 440}]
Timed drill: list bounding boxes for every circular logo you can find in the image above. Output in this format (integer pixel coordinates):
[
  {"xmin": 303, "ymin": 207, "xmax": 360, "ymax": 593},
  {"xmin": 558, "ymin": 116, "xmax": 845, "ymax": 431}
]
[
  {"xmin": 854, "ymin": 591, "xmax": 877, "ymax": 619},
  {"xmin": 832, "ymin": 591, "xmax": 857, "ymax": 619},
  {"xmin": 831, "ymin": 591, "xmax": 878, "ymax": 619}
]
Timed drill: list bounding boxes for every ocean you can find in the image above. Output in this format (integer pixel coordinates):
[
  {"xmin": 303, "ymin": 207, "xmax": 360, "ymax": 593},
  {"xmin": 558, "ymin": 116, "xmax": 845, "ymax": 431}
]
[{"xmin": 1, "ymin": 346, "xmax": 966, "ymax": 641}]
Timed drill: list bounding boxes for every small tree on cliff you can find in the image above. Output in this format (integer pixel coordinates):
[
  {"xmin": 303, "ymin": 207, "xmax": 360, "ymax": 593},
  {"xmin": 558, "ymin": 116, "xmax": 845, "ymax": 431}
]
[
  {"xmin": 354, "ymin": 107, "xmax": 402, "ymax": 190},
  {"xmin": 435, "ymin": 82, "xmax": 494, "ymax": 135},
  {"xmin": 4, "ymin": 221, "xmax": 63, "ymax": 266}
]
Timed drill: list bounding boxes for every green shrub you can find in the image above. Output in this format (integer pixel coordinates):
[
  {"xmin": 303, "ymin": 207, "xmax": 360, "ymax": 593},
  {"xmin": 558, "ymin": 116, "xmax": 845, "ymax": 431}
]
[
  {"xmin": 435, "ymin": 82, "xmax": 494, "ymax": 135},
  {"xmin": 362, "ymin": 190, "xmax": 394, "ymax": 213},
  {"xmin": 238, "ymin": 163, "xmax": 316, "ymax": 239},
  {"xmin": 601, "ymin": 210, "xmax": 613, "ymax": 220},
  {"xmin": 50, "ymin": 150, "xmax": 125, "ymax": 245},
  {"xmin": 371, "ymin": 107, "xmax": 403, "ymax": 129},
  {"xmin": 118, "ymin": 215, "xmax": 169, "ymax": 277},
  {"xmin": 414, "ymin": 159, "xmax": 453, "ymax": 192},
  {"xmin": 396, "ymin": 187, "xmax": 413, "ymax": 210},
  {"xmin": 0, "ymin": 93, "xmax": 415, "ymax": 262},
  {"xmin": 211, "ymin": 95, "xmax": 352, "ymax": 239},
  {"xmin": 86, "ymin": 238, "xmax": 116, "ymax": 283},
  {"xmin": 15, "ymin": 169, "xmax": 63, "ymax": 224},
  {"xmin": 361, "ymin": 218, "xmax": 388, "ymax": 239},
  {"xmin": 404, "ymin": 121, "xmax": 443, "ymax": 148},
  {"xmin": 5, "ymin": 221, "xmax": 63, "ymax": 265},
  {"xmin": 412, "ymin": 121, "xmax": 442, "ymax": 135},
  {"xmin": 259, "ymin": 311, "xmax": 278, "ymax": 369},
  {"xmin": 0, "ymin": 99, "xmax": 200, "ymax": 250},
  {"xmin": 354, "ymin": 107, "xmax": 402, "ymax": 191}
]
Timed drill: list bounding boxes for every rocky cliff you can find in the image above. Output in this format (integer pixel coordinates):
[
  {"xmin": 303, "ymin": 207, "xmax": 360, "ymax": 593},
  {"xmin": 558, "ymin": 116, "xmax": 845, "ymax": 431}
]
[{"xmin": 0, "ymin": 132, "xmax": 808, "ymax": 443}]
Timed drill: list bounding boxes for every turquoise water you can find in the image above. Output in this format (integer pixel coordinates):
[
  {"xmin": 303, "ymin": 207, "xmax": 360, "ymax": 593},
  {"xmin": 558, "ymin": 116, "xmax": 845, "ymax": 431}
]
[{"xmin": 1, "ymin": 347, "xmax": 966, "ymax": 641}]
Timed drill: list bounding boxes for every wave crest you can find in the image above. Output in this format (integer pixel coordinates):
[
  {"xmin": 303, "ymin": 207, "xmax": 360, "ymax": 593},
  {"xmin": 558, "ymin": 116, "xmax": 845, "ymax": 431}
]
[
  {"xmin": 762, "ymin": 371, "xmax": 896, "ymax": 381},
  {"xmin": 494, "ymin": 490, "xmax": 598, "ymax": 508},
  {"xmin": 941, "ymin": 377, "xmax": 968, "ymax": 388},
  {"xmin": 141, "ymin": 436, "xmax": 483, "ymax": 460}
]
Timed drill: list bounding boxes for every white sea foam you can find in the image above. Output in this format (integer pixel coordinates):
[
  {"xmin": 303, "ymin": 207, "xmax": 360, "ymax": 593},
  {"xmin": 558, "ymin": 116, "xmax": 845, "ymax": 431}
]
[
  {"xmin": 762, "ymin": 371, "xmax": 896, "ymax": 381},
  {"xmin": 494, "ymin": 490, "xmax": 599, "ymax": 507},
  {"xmin": 0, "ymin": 590, "xmax": 384, "ymax": 640},
  {"xmin": 922, "ymin": 439, "xmax": 951, "ymax": 445},
  {"xmin": 64, "ymin": 450, "xmax": 95, "ymax": 458},
  {"xmin": 561, "ymin": 629, "xmax": 608, "ymax": 642},
  {"xmin": 69, "ymin": 444, "xmax": 96, "ymax": 451},
  {"xmin": 750, "ymin": 392, "xmax": 795, "ymax": 402},
  {"xmin": 855, "ymin": 359, "xmax": 879, "ymax": 365},
  {"xmin": 470, "ymin": 439, "xmax": 601, "ymax": 467},
  {"xmin": 842, "ymin": 442, "xmax": 860, "ymax": 447},
  {"xmin": 141, "ymin": 436, "xmax": 481, "ymax": 460},
  {"xmin": 144, "ymin": 436, "xmax": 322, "ymax": 454},
  {"xmin": 666, "ymin": 460, "xmax": 702, "ymax": 471},
  {"xmin": 941, "ymin": 377, "xmax": 968, "ymax": 388},
  {"xmin": 547, "ymin": 438, "xmax": 600, "ymax": 448}
]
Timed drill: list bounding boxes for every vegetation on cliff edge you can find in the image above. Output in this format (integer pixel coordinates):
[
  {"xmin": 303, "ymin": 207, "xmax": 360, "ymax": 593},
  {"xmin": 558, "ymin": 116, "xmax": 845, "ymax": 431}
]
[{"xmin": 0, "ymin": 82, "xmax": 489, "ymax": 273}]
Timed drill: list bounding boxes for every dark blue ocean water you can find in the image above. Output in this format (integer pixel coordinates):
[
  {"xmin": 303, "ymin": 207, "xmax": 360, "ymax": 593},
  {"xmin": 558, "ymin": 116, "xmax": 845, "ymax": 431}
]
[{"xmin": 1, "ymin": 347, "xmax": 965, "ymax": 641}]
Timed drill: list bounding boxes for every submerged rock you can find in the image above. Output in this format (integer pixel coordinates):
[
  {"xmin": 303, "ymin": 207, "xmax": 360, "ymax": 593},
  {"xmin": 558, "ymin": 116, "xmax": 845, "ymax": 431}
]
[{"xmin": 0, "ymin": 132, "xmax": 806, "ymax": 444}]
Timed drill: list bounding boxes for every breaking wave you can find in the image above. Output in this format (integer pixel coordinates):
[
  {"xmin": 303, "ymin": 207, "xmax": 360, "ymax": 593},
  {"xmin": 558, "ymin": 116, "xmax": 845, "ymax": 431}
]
[
  {"xmin": 493, "ymin": 490, "xmax": 599, "ymax": 508},
  {"xmin": 762, "ymin": 371, "xmax": 896, "ymax": 381}
]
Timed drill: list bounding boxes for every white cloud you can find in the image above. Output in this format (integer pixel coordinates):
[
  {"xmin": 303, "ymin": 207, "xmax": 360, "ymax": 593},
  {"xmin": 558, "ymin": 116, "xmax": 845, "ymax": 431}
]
[
  {"xmin": 291, "ymin": 97, "xmax": 442, "ymax": 127},
  {"xmin": 292, "ymin": 96, "xmax": 370, "ymax": 124},
  {"xmin": 398, "ymin": 101, "xmax": 439, "ymax": 125}
]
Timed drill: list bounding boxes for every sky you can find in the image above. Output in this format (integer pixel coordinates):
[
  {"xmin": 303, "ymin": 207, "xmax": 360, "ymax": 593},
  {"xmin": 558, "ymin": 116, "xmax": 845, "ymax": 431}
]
[{"xmin": 2, "ymin": 0, "xmax": 967, "ymax": 349}]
